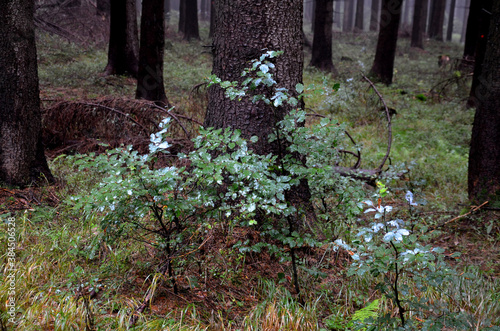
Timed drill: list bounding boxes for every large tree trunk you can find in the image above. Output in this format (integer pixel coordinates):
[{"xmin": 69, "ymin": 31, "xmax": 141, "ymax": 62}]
[
  {"xmin": 310, "ymin": 0, "xmax": 337, "ymax": 73},
  {"xmin": 369, "ymin": 0, "xmax": 380, "ymax": 31},
  {"xmin": 468, "ymin": 0, "xmax": 500, "ymax": 205},
  {"xmin": 467, "ymin": 0, "xmax": 493, "ymax": 108},
  {"xmin": 369, "ymin": 0, "xmax": 403, "ymax": 85},
  {"xmin": 0, "ymin": 0, "xmax": 53, "ymax": 186},
  {"xmin": 354, "ymin": 0, "xmax": 364, "ymax": 31},
  {"xmin": 428, "ymin": 0, "xmax": 446, "ymax": 40},
  {"xmin": 411, "ymin": 0, "xmax": 428, "ymax": 48},
  {"xmin": 105, "ymin": 0, "xmax": 139, "ymax": 78},
  {"xmin": 183, "ymin": 0, "xmax": 200, "ymax": 40},
  {"xmin": 446, "ymin": 0, "xmax": 456, "ymax": 41},
  {"xmin": 205, "ymin": 0, "xmax": 313, "ymax": 222},
  {"xmin": 136, "ymin": 0, "xmax": 169, "ymax": 104}
]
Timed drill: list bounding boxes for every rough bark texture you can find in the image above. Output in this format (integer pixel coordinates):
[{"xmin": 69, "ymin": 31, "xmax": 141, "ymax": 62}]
[
  {"xmin": 467, "ymin": 0, "xmax": 493, "ymax": 108},
  {"xmin": 468, "ymin": 0, "xmax": 500, "ymax": 205},
  {"xmin": 411, "ymin": 0, "xmax": 428, "ymax": 48},
  {"xmin": 205, "ymin": 0, "xmax": 313, "ymax": 222},
  {"xmin": 104, "ymin": 0, "xmax": 139, "ymax": 77},
  {"xmin": 0, "ymin": 0, "xmax": 53, "ymax": 186},
  {"xmin": 446, "ymin": 0, "xmax": 456, "ymax": 41},
  {"xmin": 310, "ymin": 0, "xmax": 337, "ymax": 73},
  {"xmin": 97, "ymin": 0, "xmax": 110, "ymax": 17},
  {"xmin": 428, "ymin": 0, "xmax": 446, "ymax": 40},
  {"xmin": 183, "ymin": 0, "xmax": 200, "ymax": 40},
  {"xmin": 369, "ymin": 0, "xmax": 403, "ymax": 85},
  {"xmin": 370, "ymin": 0, "xmax": 380, "ymax": 31},
  {"xmin": 136, "ymin": 0, "xmax": 168, "ymax": 104},
  {"xmin": 354, "ymin": 0, "xmax": 364, "ymax": 31}
]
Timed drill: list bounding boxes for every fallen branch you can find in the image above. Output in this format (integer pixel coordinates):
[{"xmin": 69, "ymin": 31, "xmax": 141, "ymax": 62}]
[{"xmin": 430, "ymin": 201, "xmax": 489, "ymax": 232}]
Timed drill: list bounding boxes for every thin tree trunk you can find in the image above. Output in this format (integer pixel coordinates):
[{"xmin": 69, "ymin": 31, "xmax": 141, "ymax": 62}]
[
  {"xmin": 136, "ymin": 0, "xmax": 169, "ymax": 104},
  {"xmin": 428, "ymin": 0, "xmax": 446, "ymax": 40},
  {"xmin": 354, "ymin": 0, "xmax": 364, "ymax": 31},
  {"xmin": 335, "ymin": 0, "xmax": 342, "ymax": 28},
  {"xmin": 311, "ymin": 0, "xmax": 338, "ymax": 73},
  {"xmin": 460, "ymin": 0, "xmax": 469, "ymax": 43},
  {"xmin": 370, "ymin": 0, "xmax": 380, "ymax": 31},
  {"xmin": 446, "ymin": 0, "xmax": 456, "ymax": 41},
  {"xmin": 183, "ymin": 0, "xmax": 200, "ymax": 40},
  {"xmin": 178, "ymin": 0, "xmax": 185, "ymax": 33},
  {"xmin": 411, "ymin": 0, "xmax": 429, "ymax": 48},
  {"xmin": 369, "ymin": 0, "xmax": 403, "ymax": 85}
]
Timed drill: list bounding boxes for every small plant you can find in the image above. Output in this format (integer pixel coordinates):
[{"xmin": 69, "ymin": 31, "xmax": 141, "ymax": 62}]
[{"xmin": 333, "ymin": 183, "xmax": 467, "ymax": 329}]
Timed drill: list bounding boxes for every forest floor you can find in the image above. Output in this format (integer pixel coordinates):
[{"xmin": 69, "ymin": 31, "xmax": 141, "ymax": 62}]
[{"xmin": 1, "ymin": 18, "xmax": 499, "ymax": 330}]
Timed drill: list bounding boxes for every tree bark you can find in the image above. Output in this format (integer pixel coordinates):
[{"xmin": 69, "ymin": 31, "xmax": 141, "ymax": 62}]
[
  {"xmin": 446, "ymin": 0, "xmax": 456, "ymax": 41},
  {"xmin": 205, "ymin": 0, "xmax": 314, "ymax": 222},
  {"xmin": 411, "ymin": 0, "xmax": 429, "ymax": 48},
  {"xmin": 428, "ymin": 0, "xmax": 446, "ymax": 40},
  {"xmin": 369, "ymin": 0, "xmax": 380, "ymax": 31},
  {"xmin": 460, "ymin": 0, "xmax": 469, "ymax": 43},
  {"xmin": 311, "ymin": 0, "xmax": 338, "ymax": 73},
  {"xmin": 179, "ymin": 0, "xmax": 185, "ymax": 33},
  {"xmin": 467, "ymin": 0, "xmax": 493, "ymax": 108},
  {"xmin": 369, "ymin": 0, "xmax": 403, "ymax": 85},
  {"xmin": 105, "ymin": 0, "xmax": 139, "ymax": 78},
  {"xmin": 136, "ymin": 0, "xmax": 169, "ymax": 105},
  {"xmin": 343, "ymin": 0, "xmax": 354, "ymax": 32},
  {"xmin": 0, "ymin": 0, "xmax": 53, "ymax": 186},
  {"xmin": 183, "ymin": 0, "xmax": 200, "ymax": 40},
  {"xmin": 97, "ymin": 0, "xmax": 111, "ymax": 17},
  {"xmin": 209, "ymin": 0, "xmax": 215, "ymax": 37},
  {"xmin": 462, "ymin": 0, "xmax": 491, "ymax": 63},
  {"xmin": 468, "ymin": 0, "xmax": 500, "ymax": 205},
  {"xmin": 354, "ymin": 0, "xmax": 364, "ymax": 31}
]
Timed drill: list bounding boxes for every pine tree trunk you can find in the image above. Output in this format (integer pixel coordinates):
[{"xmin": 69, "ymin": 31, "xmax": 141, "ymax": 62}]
[
  {"xmin": 428, "ymin": 0, "xmax": 446, "ymax": 40},
  {"xmin": 205, "ymin": 0, "xmax": 314, "ymax": 223},
  {"xmin": 183, "ymin": 0, "xmax": 200, "ymax": 40},
  {"xmin": 369, "ymin": 0, "xmax": 403, "ymax": 85},
  {"xmin": 446, "ymin": 0, "xmax": 456, "ymax": 41},
  {"xmin": 354, "ymin": 0, "xmax": 364, "ymax": 31},
  {"xmin": 468, "ymin": 0, "xmax": 500, "ymax": 205},
  {"xmin": 411, "ymin": 0, "xmax": 428, "ymax": 48},
  {"xmin": 0, "ymin": 0, "xmax": 53, "ymax": 186},
  {"xmin": 311, "ymin": 0, "xmax": 337, "ymax": 73},
  {"xmin": 136, "ymin": 0, "xmax": 169, "ymax": 104},
  {"xmin": 105, "ymin": 0, "xmax": 139, "ymax": 77}
]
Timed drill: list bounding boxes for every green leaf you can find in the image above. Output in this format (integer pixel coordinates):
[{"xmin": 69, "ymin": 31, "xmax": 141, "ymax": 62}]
[{"xmin": 295, "ymin": 83, "xmax": 304, "ymax": 93}]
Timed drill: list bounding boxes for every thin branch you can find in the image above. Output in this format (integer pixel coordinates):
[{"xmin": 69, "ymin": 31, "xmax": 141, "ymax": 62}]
[{"xmin": 362, "ymin": 73, "xmax": 392, "ymax": 172}]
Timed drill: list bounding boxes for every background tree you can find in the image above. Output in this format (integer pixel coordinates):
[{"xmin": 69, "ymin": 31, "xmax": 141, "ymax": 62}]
[
  {"xmin": 369, "ymin": 0, "xmax": 380, "ymax": 31},
  {"xmin": 468, "ymin": 0, "xmax": 500, "ymax": 205},
  {"xmin": 136, "ymin": 0, "xmax": 169, "ymax": 104},
  {"xmin": 411, "ymin": 0, "xmax": 429, "ymax": 49},
  {"xmin": 369, "ymin": 0, "xmax": 403, "ymax": 85},
  {"xmin": 446, "ymin": 0, "xmax": 456, "ymax": 41},
  {"xmin": 205, "ymin": 0, "xmax": 313, "ymax": 221},
  {"xmin": 343, "ymin": 0, "xmax": 354, "ymax": 32},
  {"xmin": 310, "ymin": 0, "xmax": 338, "ymax": 73},
  {"xmin": 428, "ymin": 0, "xmax": 446, "ymax": 40},
  {"xmin": 104, "ymin": 0, "xmax": 139, "ymax": 77},
  {"xmin": 0, "ymin": 0, "xmax": 53, "ymax": 186},
  {"xmin": 354, "ymin": 0, "xmax": 364, "ymax": 31},
  {"xmin": 179, "ymin": 0, "xmax": 200, "ymax": 40}
]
